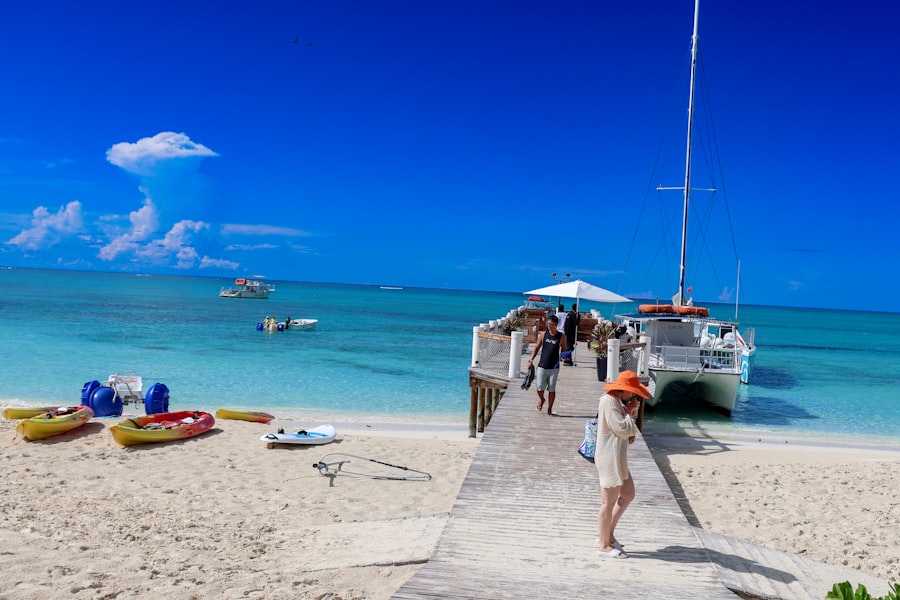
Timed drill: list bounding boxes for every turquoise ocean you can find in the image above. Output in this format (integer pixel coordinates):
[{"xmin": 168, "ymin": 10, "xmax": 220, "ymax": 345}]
[{"xmin": 1, "ymin": 268, "xmax": 898, "ymax": 446}]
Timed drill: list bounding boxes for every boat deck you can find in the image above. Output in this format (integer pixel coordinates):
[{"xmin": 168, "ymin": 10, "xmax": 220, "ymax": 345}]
[{"xmin": 393, "ymin": 350, "xmax": 890, "ymax": 599}]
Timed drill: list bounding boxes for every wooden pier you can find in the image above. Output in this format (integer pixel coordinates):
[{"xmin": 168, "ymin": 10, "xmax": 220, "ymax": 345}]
[{"xmin": 395, "ymin": 346, "xmax": 891, "ymax": 599}]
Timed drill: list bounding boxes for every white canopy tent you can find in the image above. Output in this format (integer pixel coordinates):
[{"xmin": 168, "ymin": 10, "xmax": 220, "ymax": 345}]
[
  {"xmin": 524, "ymin": 279, "xmax": 631, "ymax": 364},
  {"xmin": 524, "ymin": 279, "xmax": 632, "ymax": 304}
]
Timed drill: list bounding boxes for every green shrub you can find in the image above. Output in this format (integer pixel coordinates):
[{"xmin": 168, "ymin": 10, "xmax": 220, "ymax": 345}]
[{"xmin": 825, "ymin": 580, "xmax": 900, "ymax": 600}]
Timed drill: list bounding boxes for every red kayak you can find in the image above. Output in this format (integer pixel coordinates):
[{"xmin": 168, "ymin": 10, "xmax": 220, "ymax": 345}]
[{"xmin": 110, "ymin": 411, "xmax": 214, "ymax": 446}]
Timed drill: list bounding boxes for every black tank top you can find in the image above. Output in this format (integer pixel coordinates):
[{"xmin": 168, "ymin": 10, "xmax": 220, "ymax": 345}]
[{"xmin": 538, "ymin": 330, "xmax": 563, "ymax": 369}]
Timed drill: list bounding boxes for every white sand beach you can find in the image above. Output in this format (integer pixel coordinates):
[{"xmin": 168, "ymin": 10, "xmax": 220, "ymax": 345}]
[
  {"xmin": 3, "ymin": 414, "xmax": 898, "ymax": 599},
  {"xmin": 645, "ymin": 434, "xmax": 900, "ymax": 583},
  {"xmin": 0, "ymin": 417, "xmax": 478, "ymax": 600}
]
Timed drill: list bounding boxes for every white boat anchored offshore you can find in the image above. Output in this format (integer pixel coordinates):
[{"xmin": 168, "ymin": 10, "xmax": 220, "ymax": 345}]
[
  {"xmin": 219, "ymin": 277, "xmax": 275, "ymax": 299},
  {"xmin": 257, "ymin": 317, "xmax": 318, "ymax": 332},
  {"xmin": 615, "ymin": 0, "xmax": 755, "ymax": 416},
  {"xmin": 287, "ymin": 318, "xmax": 317, "ymax": 330}
]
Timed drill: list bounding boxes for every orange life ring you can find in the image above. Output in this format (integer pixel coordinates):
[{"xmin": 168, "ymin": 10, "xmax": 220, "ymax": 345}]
[
  {"xmin": 675, "ymin": 305, "xmax": 709, "ymax": 317},
  {"xmin": 235, "ymin": 278, "xmax": 247, "ymax": 285},
  {"xmin": 638, "ymin": 304, "xmax": 675, "ymax": 314}
]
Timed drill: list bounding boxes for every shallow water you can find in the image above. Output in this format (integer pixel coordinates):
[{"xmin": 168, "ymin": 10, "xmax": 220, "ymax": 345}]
[{"xmin": 1, "ymin": 268, "xmax": 898, "ymax": 442}]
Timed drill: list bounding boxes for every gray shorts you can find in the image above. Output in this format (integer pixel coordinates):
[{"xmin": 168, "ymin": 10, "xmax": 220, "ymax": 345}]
[{"xmin": 536, "ymin": 366, "xmax": 559, "ymax": 392}]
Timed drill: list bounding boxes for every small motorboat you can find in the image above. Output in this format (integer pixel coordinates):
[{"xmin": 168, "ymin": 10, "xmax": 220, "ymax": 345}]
[
  {"xmin": 219, "ymin": 278, "xmax": 274, "ymax": 299},
  {"xmin": 287, "ymin": 318, "xmax": 318, "ymax": 330},
  {"xmin": 215, "ymin": 408, "xmax": 275, "ymax": 423},
  {"xmin": 257, "ymin": 317, "xmax": 318, "ymax": 332},
  {"xmin": 109, "ymin": 411, "xmax": 215, "ymax": 446},
  {"xmin": 16, "ymin": 406, "xmax": 94, "ymax": 441}
]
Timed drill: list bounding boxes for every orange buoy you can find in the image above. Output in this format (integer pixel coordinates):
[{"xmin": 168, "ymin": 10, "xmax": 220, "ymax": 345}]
[{"xmin": 638, "ymin": 304, "xmax": 675, "ymax": 314}]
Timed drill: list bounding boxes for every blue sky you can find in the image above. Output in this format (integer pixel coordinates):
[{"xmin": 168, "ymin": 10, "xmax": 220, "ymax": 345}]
[{"xmin": 1, "ymin": 1, "xmax": 897, "ymax": 312}]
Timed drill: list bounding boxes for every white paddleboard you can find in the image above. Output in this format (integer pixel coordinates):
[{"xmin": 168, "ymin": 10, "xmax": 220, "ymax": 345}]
[{"xmin": 261, "ymin": 424, "xmax": 336, "ymax": 446}]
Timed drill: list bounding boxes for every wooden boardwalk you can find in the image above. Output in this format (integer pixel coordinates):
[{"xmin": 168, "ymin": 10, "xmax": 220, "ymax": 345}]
[{"xmin": 393, "ymin": 351, "xmax": 891, "ymax": 599}]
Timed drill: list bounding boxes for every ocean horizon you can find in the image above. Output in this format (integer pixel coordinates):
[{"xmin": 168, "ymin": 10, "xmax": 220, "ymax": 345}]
[{"xmin": 2, "ymin": 267, "xmax": 898, "ymax": 446}]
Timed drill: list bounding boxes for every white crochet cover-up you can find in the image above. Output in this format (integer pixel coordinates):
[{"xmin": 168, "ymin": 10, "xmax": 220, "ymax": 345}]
[{"xmin": 595, "ymin": 393, "xmax": 637, "ymax": 488}]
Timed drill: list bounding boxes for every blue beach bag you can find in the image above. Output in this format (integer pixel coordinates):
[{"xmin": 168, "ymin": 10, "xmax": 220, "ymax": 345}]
[{"xmin": 578, "ymin": 418, "xmax": 598, "ymax": 463}]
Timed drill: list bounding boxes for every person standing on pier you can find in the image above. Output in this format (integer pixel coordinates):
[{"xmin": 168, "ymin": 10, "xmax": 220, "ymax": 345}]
[
  {"xmin": 555, "ymin": 304, "xmax": 568, "ymax": 335},
  {"xmin": 563, "ymin": 303, "xmax": 580, "ymax": 365},
  {"xmin": 527, "ymin": 314, "xmax": 567, "ymax": 415},
  {"xmin": 595, "ymin": 370, "xmax": 650, "ymax": 558}
]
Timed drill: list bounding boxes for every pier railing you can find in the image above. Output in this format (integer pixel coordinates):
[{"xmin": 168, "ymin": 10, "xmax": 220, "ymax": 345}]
[
  {"xmin": 607, "ymin": 339, "xmax": 650, "ymax": 380},
  {"xmin": 467, "ymin": 316, "xmax": 526, "ymax": 437},
  {"xmin": 651, "ymin": 343, "xmax": 740, "ymax": 373}
]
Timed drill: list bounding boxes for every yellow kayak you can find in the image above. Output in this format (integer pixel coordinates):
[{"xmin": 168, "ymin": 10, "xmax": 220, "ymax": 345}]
[
  {"xmin": 15, "ymin": 406, "xmax": 94, "ymax": 441},
  {"xmin": 215, "ymin": 408, "xmax": 275, "ymax": 424},
  {"xmin": 110, "ymin": 411, "xmax": 215, "ymax": 446},
  {"xmin": 3, "ymin": 406, "xmax": 57, "ymax": 420}
]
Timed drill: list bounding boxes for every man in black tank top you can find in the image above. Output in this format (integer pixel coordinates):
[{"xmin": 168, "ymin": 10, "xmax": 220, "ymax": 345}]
[{"xmin": 526, "ymin": 315, "xmax": 568, "ymax": 415}]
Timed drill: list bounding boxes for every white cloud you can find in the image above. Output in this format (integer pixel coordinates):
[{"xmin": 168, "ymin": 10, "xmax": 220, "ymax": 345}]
[
  {"xmin": 56, "ymin": 257, "xmax": 92, "ymax": 268},
  {"xmin": 224, "ymin": 243, "xmax": 279, "ymax": 251},
  {"xmin": 7, "ymin": 134, "xmax": 236, "ymax": 273},
  {"xmin": 134, "ymin": 220, "xmax": 209, "ymax": 268},
  {"xmin": 200, "ymin": 256, "xmax": 240, "ymax": 269},
  {"xmin": 6, "ymin": 200, "xmax": 83, "ymax": 251},
  {"xmin": 98, "ymin": 206, "xmax": 237, "ymax": 270},
  {"xmin": 98, "ymin": 199, "xmax": 159, "ymax": 260},
  {"xmin": 221, "ymin": 224, "xmax": 310, "ymax": 237},
  {"xmin": 106, "ymin": 132, "xmax": 218, "ymax": 176}
]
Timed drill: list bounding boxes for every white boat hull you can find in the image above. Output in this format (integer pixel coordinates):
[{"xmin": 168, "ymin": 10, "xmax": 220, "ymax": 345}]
[
  {"xmin": 647, "ymin": 367, "xmax": 739, "ymax": 415},
  {"xmin": 220, "ymin": 289, "xmax": 269, "ymax": 299}
]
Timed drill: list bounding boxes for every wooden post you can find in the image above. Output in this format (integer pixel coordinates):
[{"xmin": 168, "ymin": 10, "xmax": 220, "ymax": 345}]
[
  {"xmin": 468, "ymin": 383, "xmax": 478, "ymax": 438},
  {"xmin": 477, "ymin": 388, "xmax": 486, "ymax": 432},
  {"xmin": 636, "ymin": 397, "xmax": 646, "ymax": 431},
  {"xmin": 467, "ymin": 372, "xmax": 509, "ymax": 437}
]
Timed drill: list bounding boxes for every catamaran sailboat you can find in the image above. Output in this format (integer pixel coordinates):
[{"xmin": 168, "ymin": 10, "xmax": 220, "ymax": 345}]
[{"xmin": 617, "ymin": 0, "xmax": 756, "ymax": 415}]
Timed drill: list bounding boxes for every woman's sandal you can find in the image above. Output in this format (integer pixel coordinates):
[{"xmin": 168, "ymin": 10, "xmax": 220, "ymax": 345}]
[
  {"xmin": 597, "ymin": 548, "xmax": 628, "ymax": 559},
  {"xmin": 596, "ymin": 538, "xmax": 625, "ymax": 551}
]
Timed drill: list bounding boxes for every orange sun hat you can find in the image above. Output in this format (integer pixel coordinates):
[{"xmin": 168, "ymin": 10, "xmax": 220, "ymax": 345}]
[{"xmin": 602, "ymin": 370, "xmax": 651, "ymax": 398}]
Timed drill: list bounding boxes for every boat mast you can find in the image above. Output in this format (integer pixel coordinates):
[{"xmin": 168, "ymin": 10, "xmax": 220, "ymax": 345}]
[{"xmin": 677, "ymin": 0, "xmax": 701, "ymax": 306}]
